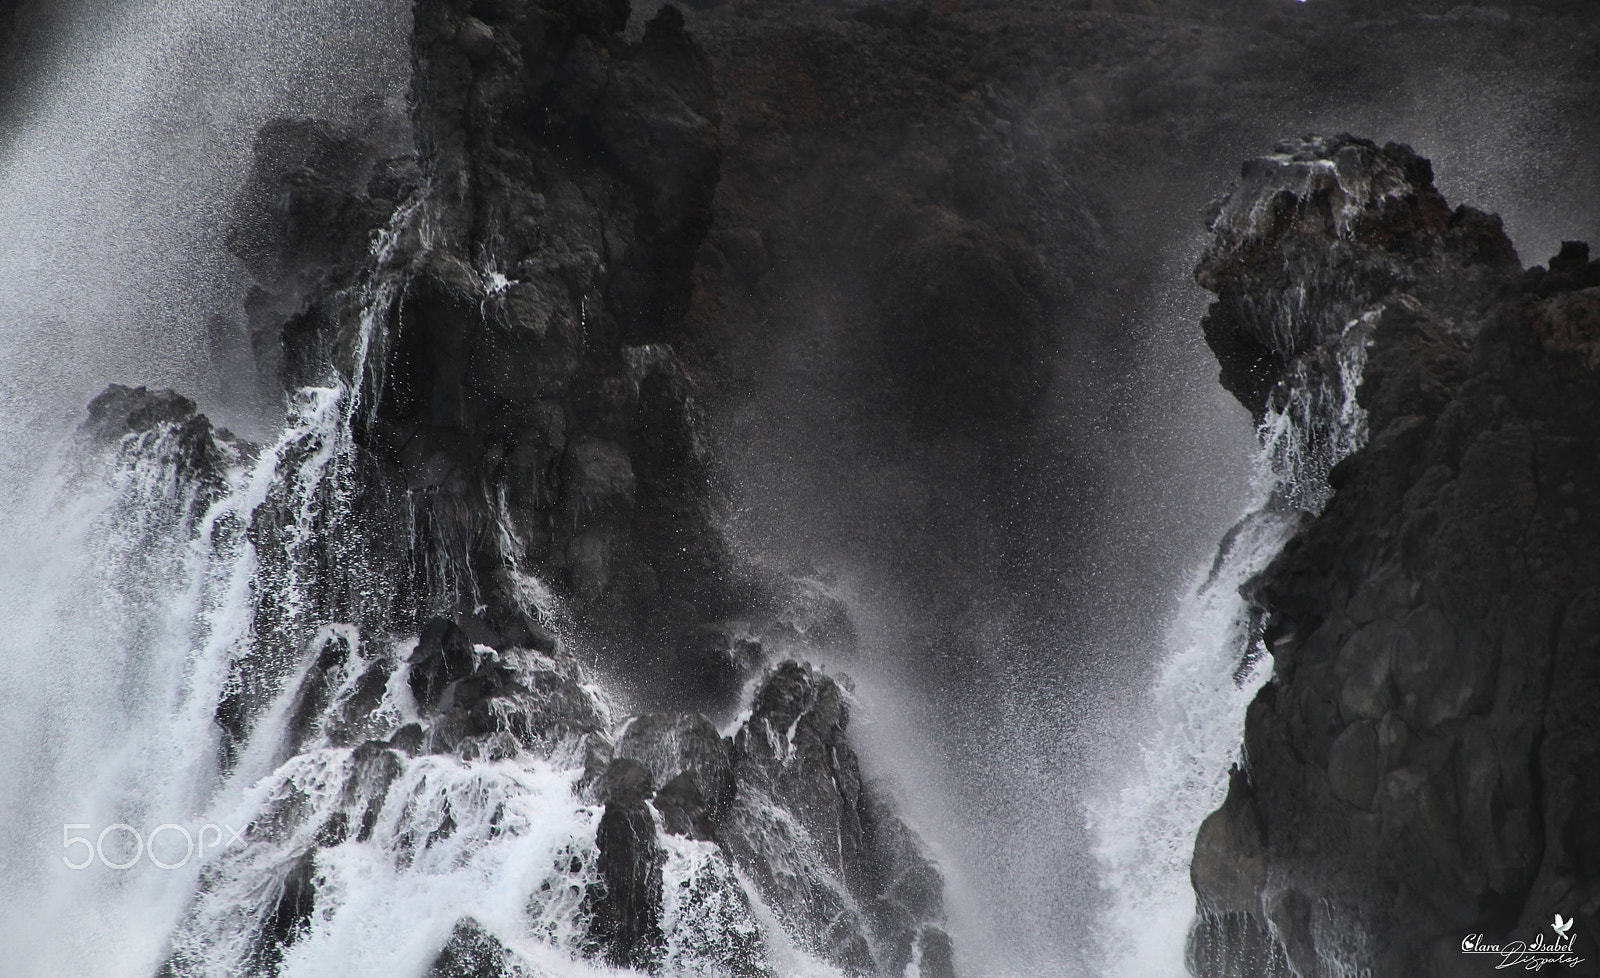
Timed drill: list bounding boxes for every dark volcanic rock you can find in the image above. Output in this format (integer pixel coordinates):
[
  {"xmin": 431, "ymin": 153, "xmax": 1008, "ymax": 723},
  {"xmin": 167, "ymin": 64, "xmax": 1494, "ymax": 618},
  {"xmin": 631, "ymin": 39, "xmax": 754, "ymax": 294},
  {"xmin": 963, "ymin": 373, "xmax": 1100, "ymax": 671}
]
[
  {"xmin": 428, "ymin": 918, "xmax": 522, "ymax": 978},
  {"xmin": 586, "ymin": 762, "xmax": 667, "ymax": 969},
  {"xmin": 227, "ymin": 116, "xmax": 408, "ymax": 295},
  {"xmin": 227, "ymin": 114, "xmax": 416, "ymax": 391},
  {"xmin": 1190, "ymin": 138, "xmax": 1600, "ymax": 978},
  {"xmin": 1195, "ymin": 134, "xmax": 1520, "ymax": 422},
  {"xmin": 82, "ymin": 384, "xmax": 200, "ymax": 440},
  {"xmin": 414, "ymin": 633, "xmax": 609, "ymax": 759},
  {"xmin": 653, "ymin": 771, "xmax": 717, "ymax": 840},
  {"xmin": 408, "ymin": 616, "xmax": 477, "ymax": 711},
  {"xmin": 618, "ymin": 711, "xmax": 735, "ymax": 830},
  {"xmin": 247, "ymin": 850, "xmax": 318, "ymax": 973},
  {"xmin": 79, "ymin": 384, "xmax": 239, "ymax": 491},
  {"xmin": 597, "ymin": 756, "xmax": 655, "ymax": 806},
  {"xmin": 719, "ymin": 661, "xmax": 948, "ymax": 975},
  {"xmin": 229, "ymin": 0, "xmax": 742, "ymax": 700},
  {"xmin": 673, "ymin": 621, "xmax": 766, "ymax": 701}
]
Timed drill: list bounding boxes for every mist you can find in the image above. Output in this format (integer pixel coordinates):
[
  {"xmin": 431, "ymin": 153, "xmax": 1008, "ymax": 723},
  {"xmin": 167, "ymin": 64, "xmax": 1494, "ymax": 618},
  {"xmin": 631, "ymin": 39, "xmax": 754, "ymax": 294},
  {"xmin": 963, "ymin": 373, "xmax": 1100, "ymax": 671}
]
[
  {"xmin": 688, "ymin": 1, "xmax": 1600, "ymax": 972},
  {"xmin": 0, "ymin": 0, "xmax": 1595, "ymax": 975}
]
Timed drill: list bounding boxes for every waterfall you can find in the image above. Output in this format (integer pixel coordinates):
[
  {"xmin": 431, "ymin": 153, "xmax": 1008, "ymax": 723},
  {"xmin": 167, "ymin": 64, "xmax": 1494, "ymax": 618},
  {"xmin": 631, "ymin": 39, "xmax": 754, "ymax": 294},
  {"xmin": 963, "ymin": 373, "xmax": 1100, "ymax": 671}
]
[
  {"xmin": 0, "ymin": 8, "xmax": 901, "ymax": 966},
  {"xmin": 1087, "ymin": 309, "xmax": 1374, "ymax": 978},
  {"xmin": 0, "ymin": 0, "xmax": 410, "ymax": 456},
  {"xmin": 0, "ymin": 2, "xmax": 410, "ymax": 974},
  {"xmin": 0, "ymin": 184, "xmax": 399, "ymax": 975},
  {"xmin": 0, "ymin": 1, "xmax": 1466, "ymax": 975},
  {"xmin": 0, "ymin": 183, "xmax": 854, "ymax": 974}
]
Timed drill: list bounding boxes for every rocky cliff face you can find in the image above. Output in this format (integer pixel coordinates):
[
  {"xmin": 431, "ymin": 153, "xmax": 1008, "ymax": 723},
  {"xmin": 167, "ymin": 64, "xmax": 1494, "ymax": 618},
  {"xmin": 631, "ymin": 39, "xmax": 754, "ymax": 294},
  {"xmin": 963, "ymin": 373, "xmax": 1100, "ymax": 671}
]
[
  {"xmin": 78, "ymin": 0, "xmax": 958, "ymax": 975},
  {"xmin": 43, "ymin": 0, "xmax": 1600, "ymax": 974},
  {"xmin": 229, "ymin": 0, "xmax": 738, "ymax": 695},
  {"xmin": 1190, "ymin": 136, "xmax": 1600, "ymax": 977}
]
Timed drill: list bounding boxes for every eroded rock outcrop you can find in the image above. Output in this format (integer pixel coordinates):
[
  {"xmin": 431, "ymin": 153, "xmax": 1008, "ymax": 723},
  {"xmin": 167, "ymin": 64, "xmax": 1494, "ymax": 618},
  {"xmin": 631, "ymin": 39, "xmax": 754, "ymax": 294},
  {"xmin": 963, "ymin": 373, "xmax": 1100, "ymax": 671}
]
[
  {"xmin": 721, "ymin": 662, "xmax": 952, "ymax": 977},
  {"xmin": 224, "ymin": 0, "xmax": 737, "ymax": 707},
  {"xmin": 135, "ymin": 0, "xmax": 955, "ymax": 974},
  {"xmin": 1190, "ymin": 136, "xmax": 1600, "ymax": 978}
]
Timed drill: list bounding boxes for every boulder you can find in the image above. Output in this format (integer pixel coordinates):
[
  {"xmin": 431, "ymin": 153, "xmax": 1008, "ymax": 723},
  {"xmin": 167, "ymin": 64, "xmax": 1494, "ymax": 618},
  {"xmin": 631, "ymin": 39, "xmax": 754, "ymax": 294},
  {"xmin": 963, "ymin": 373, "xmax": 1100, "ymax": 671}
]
[
  {"xmin": 618, "ymin": 712, "xmax": 734, "ymax": 826},
  {"xmin": 586, "ymin": 759, "xmax": 666, "ymax": 969},
  {"xmin": 717, "ymin": 662, "xmax": 949, "ymax": 975},
  {"xmin": 427, "ymin": 918, "xmax": 523, "ymax": 978},
  {"xmin": 408, "ymin": 617, "xmax": 477, "ymax": 712}
]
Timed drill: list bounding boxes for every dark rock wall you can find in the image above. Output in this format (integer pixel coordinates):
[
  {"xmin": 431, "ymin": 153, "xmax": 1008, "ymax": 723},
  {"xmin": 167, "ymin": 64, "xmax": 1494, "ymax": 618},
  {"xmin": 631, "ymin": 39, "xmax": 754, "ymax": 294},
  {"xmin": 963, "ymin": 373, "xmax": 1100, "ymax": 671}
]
[
  {"xmin": 231, "ymin": 0, "xmax": 743, "ymax": 702},
  {"xmin": 1191, "ymin": 137, "xmax": 1600, "ymax": 977},
  {"xmin": 684, "ymin": 0, "xmax": 1600, "ymax": 620},
  {"xmin": 666, "ymin": 1, "xmax": 1600, "ymax": 961},
  {"xmin": 44, "ymin": 0, "xmax": 1600, "ymax": 974},
  {"xmin": 393, "ymin": 0, "xmax": 731, "ymax": 671},
  {"xmin": 721, "ymin": 662, "xmax": 951, "ymax": 975},
  {"xmin": 136, "ymin": 0, "xmax": 960, "ymax": 973},
  {"xmin": 574, "ymin": 663, "xmax": 952, "ymax": 974}
]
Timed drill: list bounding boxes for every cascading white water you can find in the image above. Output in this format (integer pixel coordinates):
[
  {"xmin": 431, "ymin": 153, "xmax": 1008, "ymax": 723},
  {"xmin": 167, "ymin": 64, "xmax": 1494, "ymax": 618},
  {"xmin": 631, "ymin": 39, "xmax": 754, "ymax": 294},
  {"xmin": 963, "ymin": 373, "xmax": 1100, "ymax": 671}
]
[
  {"xmin": 1087, "ymin": 492, "xmax": 1297, "ymax": 978},
  {"xmin": 1087, "ymin": 309, "xmax": 1374, "ymax": 978},
  {"xmin": 0, "ymin": 1, "xmax": 917, "ymax": 970},
  {"xmin": 0, "ymin": 1, "xmax": 410, "ymax": 970},
  {"xmin": 0, "ymin": 184, "xmax": 402, "ymax": 975},
  {"xmin": 0, "ymin": 168, "xmax": 854, "ymax": 974},
  {"xmin": 0, "ymin": 4, "xmax": 1447, "ymax": 977},
  {"xmin": 0, "ymin": 0, "xmax": 410, "ymax": 456}
]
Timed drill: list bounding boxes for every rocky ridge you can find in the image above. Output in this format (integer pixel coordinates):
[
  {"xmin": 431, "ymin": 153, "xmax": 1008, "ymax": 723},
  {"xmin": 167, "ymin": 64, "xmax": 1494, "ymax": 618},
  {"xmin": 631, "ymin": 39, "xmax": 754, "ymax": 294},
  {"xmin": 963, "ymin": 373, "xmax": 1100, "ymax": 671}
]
[
  {"xmin": 1190, "ymin": 136, "xmax": 1600, "ymax": 977},
  {"xmin": 69, "ymin": 0, "xmax": 958, "ymax": 974},
  {"xmin": 227, "ymin": 0, "xmax": 738, "ymax": 691},
  {"xmin": 36, "ymin": 0, "xmax": 1600, "ymax": 974},
  {"xmin": 666, "ymin": 0, "xmax": 1600, "ymax": 812}
]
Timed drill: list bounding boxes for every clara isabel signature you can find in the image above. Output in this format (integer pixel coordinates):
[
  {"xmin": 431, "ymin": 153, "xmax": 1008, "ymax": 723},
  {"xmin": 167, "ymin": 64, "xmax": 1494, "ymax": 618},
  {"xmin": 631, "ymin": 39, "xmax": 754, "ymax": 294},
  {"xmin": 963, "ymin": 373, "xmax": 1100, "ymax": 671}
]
[{"xmin": 1463, "ymin": 915, "xmax": 1586, "ymax": 971}]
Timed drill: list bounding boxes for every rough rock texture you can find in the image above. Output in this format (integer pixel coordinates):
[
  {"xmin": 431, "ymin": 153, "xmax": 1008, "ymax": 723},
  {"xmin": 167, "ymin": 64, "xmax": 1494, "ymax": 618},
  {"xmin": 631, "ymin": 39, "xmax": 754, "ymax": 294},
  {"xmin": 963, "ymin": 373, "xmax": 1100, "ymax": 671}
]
[
  {"xmin": 428, "ymin": 918, "xmax": 528, "ymax": 978},
  {"xmin": 389, "ymin": 0, "xmax": 730, "ymax": 669},
  {"xmin": 1193, "ymin": 135, "xmax": 1521, "ymax": 421},
  {"xmin": 1190, "ymin": 137, "xmax": 1600, "ymax": 977},
  {"xmin": 145, "ymin": 0, "xmax": 959, "ymax": 973},
  {"xmin": 667, "ymin": 12, "xmax": 1600, "ymax": 910},
  {"xmin": 587, "ymin": 758, "xmax": 667, "ymax": 969},
  {"xmin": 618, "ymin": 712, "xmax": 734, "ymax": 836},
  {"xmin": 229, "ymin": 0, "xmax": 742, "ymax": 702},
  {"xmin": 570, "ymin": 661, "xmax": 953, "ymax": 975},
  {"xmin": 89, "ymin": 0, "xmax": 1600, "ymax": 975},
  {"xmin": 719, "ymin": 662, "xmax": 951, "ymax": 976},
  {"xmin": 76, "ymin": 384, "xmax": 243, "ymax": 516}
]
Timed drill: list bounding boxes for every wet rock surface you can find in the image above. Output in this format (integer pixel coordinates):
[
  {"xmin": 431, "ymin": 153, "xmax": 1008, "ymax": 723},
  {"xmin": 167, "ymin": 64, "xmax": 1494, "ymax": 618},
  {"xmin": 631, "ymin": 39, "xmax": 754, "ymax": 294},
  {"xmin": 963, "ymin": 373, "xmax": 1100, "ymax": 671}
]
[
  {"xmin": 427, "ymin": 918, "xmax": 524, "ymax": 978},
  {"xmin": 720, "ymin": 662, "xmax": 947, "ymax": 975},
  {"xmin": 1195, "ymin": 134, "xmax": 1521, "ymax": 421},
  {"xmin": 587, "ymin": 765, "xmax": 668, "ymax": 969},
  {"xmin": 666, "ymin": 20, "xmax": 1600, "ymax": 958},
  {"xmin": 1191, "ymin": 137, "xmax": 1600, "ymax": 977},
  {"xmin": 151, "ymin": 0, "xmax": 955, "ymax": 973},
  {"xmin": 226, "ymin": 0, "xmax": 747, "ymax": 705},
  {"xmin": 73, "ymin": 385, "xmax": 248, "ymax": 606},
  {"xmin": 58, "ymin": 0, "xmax": 1600, "ymax": 975}
]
